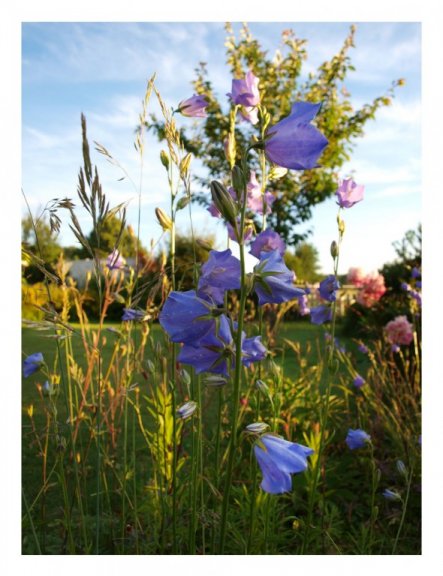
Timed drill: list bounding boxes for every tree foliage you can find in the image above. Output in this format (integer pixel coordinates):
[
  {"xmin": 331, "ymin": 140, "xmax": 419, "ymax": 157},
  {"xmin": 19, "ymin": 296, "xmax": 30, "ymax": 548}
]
[{"xmin": 148, "ymin": 22, "xmax": 403, "ymax": 247}]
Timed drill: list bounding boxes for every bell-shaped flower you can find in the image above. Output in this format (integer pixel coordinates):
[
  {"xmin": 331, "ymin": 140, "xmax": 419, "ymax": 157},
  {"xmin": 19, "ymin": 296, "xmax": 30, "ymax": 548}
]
[
  {"xmin": 336, "ymin": 178, "xmax": 364, "ymax": 209},
  {"xmin": 265, "ymin": 102, "xmax": 328, "ymax": 170},
  {"xmin": 159, "ymin": 290, "xmax": 217, "ymax": 345},
  {"xmin": 254, "ymin": 434, "xmax": 314, "ymax": 494},
  {"xmin": 242, "ymin": 336, "xmax": 267, "ymax": 367},
  {"xmin": 318, "ymin": 275, "xmax": 340, "ymax": 302},
  {"xmin": 177, "ymin": 401, "xmax": 198, "ymax": 420},
  {"xmin": 122, "ymin": 308, "xmax": 146, "ymax": 322},
  {"xmin": 228, "ymin": 70, "xmax": 260, "ymax": 107},
  {"xmin": 106, "ymin": 249, "xmax": 126, "ymax": 270},
  {"xmin": 310, "ymin": 305, "xmax": 333, "ymax": 325},
  {"xmin": 23, "ymin": 352, "xmax": 44, "ymax": 378},
  {"xmin": 177, "ymin": 94, "xmax": 209, "ymax": 118},
  {"xmin": 239, "ymin": 106, "xmax": 259, "ymax": 125},
  {"xmin": 253, "ymin": 250, "xmax": 305, "ymax": 305},
  {"xmin": 345, "ymin": 429, "xmax": 371, "ymax": 450},
  {"xmin": 246, "ymin": 171, "xmax": 275, "ymax": 215},
  {"xmin": 250, "ymin": 229, "xmax": 286, "ymax": 259},
  {"xmin": 353, "ymin": 374, "xmax": 365, "ymax": 388},
  {"xmin": 197, "ymin": 249, "xmax": 241, "ymax": 304}
]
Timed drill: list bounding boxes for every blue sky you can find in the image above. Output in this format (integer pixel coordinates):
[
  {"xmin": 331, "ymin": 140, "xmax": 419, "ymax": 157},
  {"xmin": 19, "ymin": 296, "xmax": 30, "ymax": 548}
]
[{"xmin": 22, "ymin": 21, "xmax": 421, "ymax": 274}]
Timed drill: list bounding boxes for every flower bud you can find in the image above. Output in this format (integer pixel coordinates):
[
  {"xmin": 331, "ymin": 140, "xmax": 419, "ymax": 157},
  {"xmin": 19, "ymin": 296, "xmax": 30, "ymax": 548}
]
[
  {"xmin": 210, "ymin": 180, "xmax": 238, "ymax": 226},
  {"xmin": 160, "ymin": 150, "xmax": 170, "ymax": 170},
  {"xmin": 179, "ymin": 153, "xmax": 192, "ymax": 178},
  {"xmin": 204, "ymin": 375, "xmax": 227, "ymax": 387},
  {"xmin": 155, "ymin": 207, "xmax": 173, "ymax": 231},
  {"xmin": 177, "ymin": 401, "xmax": 197, "ymax": 419},
  {"xmin": 231, "ymin": 165, "xmax": 246, "ymax": 194},
  {"xmin": 176, "ymin": 196, "xmax": 191, "ymax": 211},
  {"xmin": 245, "ymin": 422, "xmax": 270, "ymax": 434},
  {"xmin": 396, "ymin": 460, "xmax": 408, "ymax": 479},
  {"xmin": 268, "ymin": 165, "xmax": 288, "ymax": 180},
  {"xmin": 382, "ymin": 489, "xmax": 402, "ymax": 502},
  {"xmin": 330, "ymin": 240, "xmax": 339, "ymax": 259},
  {"xmin": 180, "ymin": 369, "xmax": 191, "ymax": 387},
  {"xmin": 337, "ymin": 214, "xmax": 346, "ymax": 235},
  {"xmin": 255, "ymin": 379, "xmax": 270, "ymax": 394},
  {"xmin": 224, "ymin": 133, "xmax": 236, "ymax": 168}
]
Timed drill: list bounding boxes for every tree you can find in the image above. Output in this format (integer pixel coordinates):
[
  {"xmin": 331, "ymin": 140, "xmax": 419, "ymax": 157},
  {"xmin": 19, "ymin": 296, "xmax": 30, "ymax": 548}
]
[
  {"xmin": 284, "ymin": 242, "xmax": 321, "ymax": 283},
  {"xmin": 22, "ymin": 214, "xmax": 63, "ymax": 265},
  {"xmin": 148, "ymin": 23, "xmax": 403, "ymax": 246}
]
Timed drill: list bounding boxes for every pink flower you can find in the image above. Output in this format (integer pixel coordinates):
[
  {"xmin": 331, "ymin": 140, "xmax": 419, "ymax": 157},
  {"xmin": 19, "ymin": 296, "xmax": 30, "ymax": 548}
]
[
  {"xmin": 246, "ymin": 171, "xmax": 275, "ymax": 214},
  {"xmin": 385, "ymin": 315, "xmax": 414, "ymax": 346},
  {"xmin": 177, "ymin": 94, "xmax": 209, "ymax": 118},
  {"xmin": 228, "ymin": 70, "xmax": 260, "ymax": 107},
  {"xmin": 239, "ymin": 106, "xmax": 259, "ymax": 125},
  {"xmin": 336, "ymin": 178, "xmax": 365, "ymax": 209},
  {"xmin": 356, "ymin": 271, "xmax": 386, "ymax": 308},
  {"xmin": 347, "ymin": 267, "xmax": 366, "ymax": 287}
]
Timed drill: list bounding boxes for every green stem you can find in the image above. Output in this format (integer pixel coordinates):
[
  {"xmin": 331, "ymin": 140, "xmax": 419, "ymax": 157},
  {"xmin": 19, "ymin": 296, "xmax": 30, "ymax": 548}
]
[
  {"xmin": 22, "ymin": 486, "xmax": 42, "ymax": 554},
  {"xmin": 392, "ymin": 469, "xmax": 413, "ymax": 554}
]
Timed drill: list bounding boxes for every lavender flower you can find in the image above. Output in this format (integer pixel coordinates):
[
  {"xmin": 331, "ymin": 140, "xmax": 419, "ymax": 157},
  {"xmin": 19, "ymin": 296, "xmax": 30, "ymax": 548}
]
[
  {"xmin": 23, "ymin": 352, "xmax": 44, "ymax": 378},
  {"xmin": 249, "ymin": 229, "xmax": 286, "ymax": 259},
  {"xmin": 358, "ymin": 342, "xmax": 369, "ymax": 354},
  {"xmin": 265, "ymin": 102, "xmax": 328, "ymax": 170},
  {"xmin": 242, "ymin": 336, "xmax": 267, "ymax": 367},
  {"xmin": 228, "ymin": 70, "xmax": 260, "ymax": 107},
  {"xmin": 382, "ymin": 489, "xmax": 402, "ymax": 502},
  {"xmin": 254, "ymin": 434, "xmax": 314, "ymax": 494},
  {"xmin": 345, "ymin": 429, "xmax": 371, "ymax": 450},
  {"xmin": 253, "ymin": 250, "xmax": 305, "ymax": 305},
  {"xmin": 318, "ymin": 275, "xmax": 340, "ymax": 302},
  {"xmin": 336, "ymin": 178, "xmax": 365, "ymax": 209},
  {"xmin": 122, "ymin": 308, "xmax": 145, "ymax": 322},
  {"xmin": 310, "ymin": 305, "xmax": 333, "ymax": 325},
  {"xmin": 106, "ymin": 249, "xmax": 126, "ymax": 270},
  {"xmin": 246, "ymin": 171, "xmax": 275, "ymax": 215},
  {"xmin": 177, "ymin": 401, "xmax": 198, "ymax": 419},
  {"xmin": 159, "ymin": 290, "xmax": 217, "ymax": 345},
  {"xmin": 353, "ymin": 374, "xmax": 365, "ymax": 388},
  {"xmin": 177, "ymin": 94, "xmax": 208, "ymax": 118},
  {"xmin": 411, "ymin": 267, "xmax": 421, "ymax": 279},
  {"xmin": 197, "ymin": 249, "xmax": 241, "ymax": 304},
  {"xmin": 297, "ymin": 293, "xmax": 310, "ymax": 316}
]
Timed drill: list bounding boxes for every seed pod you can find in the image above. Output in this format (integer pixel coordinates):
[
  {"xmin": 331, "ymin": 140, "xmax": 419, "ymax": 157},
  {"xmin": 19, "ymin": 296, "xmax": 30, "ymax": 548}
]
[
  {"xmin": 210, "ymin": 180, "xmax": 238, "ymax": 226},
  {"xmin": 155, "ymin": 207, "xmax": 172, "ymax": 231}
]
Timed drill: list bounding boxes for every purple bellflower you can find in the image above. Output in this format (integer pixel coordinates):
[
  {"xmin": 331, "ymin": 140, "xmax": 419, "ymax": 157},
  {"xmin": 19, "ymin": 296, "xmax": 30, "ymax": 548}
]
[
  {"xmin": 122, "ymin": 308, "xmax": 145, "ymax": 322},
  {"xmin": 177, "ymin": 94, "xmax": 208, "ymax": 118},
  {"xmin": 159, "ymin": 290, "xmax": 217, "ymax": 345},
  {"xmin": 265, "ymin": 102, "xmax": 328, "ymax": 170},
  {"xmin": 358, "ymin": 342, "xmax": 369, "ymax": 354},
  {"xmin": 310, "ymin": 305, "xmax": 333, "ymax": 325},
  {"xmin": 242, "ymin": 336, "xmax": 267, "ymax": 367},
  {"xmin": 106, "ymin": 249, "xmax": 126, "ymax": 270},
  {"xmin": 297, "ymin": 293, "xmax": 310, "ymax": 316},
  {"xmin": 228, "ymin": 70, "xmax": 260, "ymax": 107},
  {"xmin": 318, "ymin": 275, "xmax": 340, "ymax": 302},
  {"xmin": 411, "ymin": 267, "xmax": 421, "ymax": 279},
  {"xmin": 250, "ymin": 229, "xmax": 286, "ymax": 259},
  {"xmin": 197, "ymin": 249, "xmax": 241, "ymax": 304},
  {"xmin": 353, "ymin": 374, "xmax": 365, "ymax": 388},
  {"xmin": 253, "ymin": 250, "xmax": 305, "ymax": 305},
  {"xmin": 346, "ymin": 429, "xmax": 371, "ymax": 450},
  {"xmin": 382, "ymin": 489, "xmax": 402, "ymax": 502},
  {"xmin": 177, "ymin": 401, "xmax": 197, "ymax": 420},
  {"xmin": 336, "ymin": 178, "xmax": 365, "ymax": 209},
  {"xmin": 246, "ymin": 171, "xmax": 275, "ymax": 215},
  {"xmin": 23, "ymin": 352, "xmax": 44, "ymax": 378},
  {"xmin": 254, "ymin": 434, "xmax": 314, "ymax": 494}
]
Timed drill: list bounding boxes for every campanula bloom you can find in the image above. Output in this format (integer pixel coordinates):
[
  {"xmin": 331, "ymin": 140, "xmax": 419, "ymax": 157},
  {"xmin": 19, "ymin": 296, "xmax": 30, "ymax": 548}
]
[
  {"xmin": 249, "ymin": 229, "xmax": 286, "ymax": 259},
  {"xmin": 177, "ymin": 94, "xmax": 208, "ymax": 118},
  {"xmin": 411, "ymin": 267, "xmax": 421, "ymax": 279},
  {"xmin": 246, "ymin": 171, "xmax": 275, "ymax": 215},
  {"xmin": 318, "ymin": 275, "xmax": 340, "ymax": 302},
  {"xmin": 346, "ymin": 429, "xmax": 371, "ymax": 450},
  {"xmin": 242, "ymin": 336, "xmax": 267, "ymax": 367},
  {"xmin": 297, "ymin": 293, "xmax": 310, "ymax": 316},
  {"xmin": 382, "ymin": 489, "xmax": 402, "ymax": 502},
  {"xmin": 336, "ymin": 178, "xmax": 365, "ymax": 209},
  {"xmin": 228, "ymin": 70, "xmax": 260, "ymax": 107},
  {"xmin": 253, "ymin": 250, "xmax": 305, "ymax": 305},
  {"xmin": 159, "ymin": 290, "xmax": 217, "ymax": 345},
  {"xmin": 197, "ymin": 249, "xmax": 241, "ymax": 304},
  {"xmin": 254, "ymin": 434, "xmax": 314, "ymax": 494},
  {"xmin": 122, "ymin": 308, "xmax": 145, "ymax": 322},
  {"xmin": 106, "ymin": 249, "xmax": 126, "ymax": 270},
  {"xmin": 177, "ymin": 401, "xmax": 197, "ymax": 419},
  {"xmin": 353, "ymin": 374, "xmax": 365, "ymax": 388},
  {"xmin": 23, "ymin": 352, "xmax": 44, "ymax": 378},
  {"xmin": 264, "ymin": 102, "xmax": 328, "ymax": 170},
  {"xmin": 310, "ymin": 305, "xmax": 332, "ymax": 325},
  {"xmin": 358, "ymin": 342, "xmax": 369, "ymax": 354}
]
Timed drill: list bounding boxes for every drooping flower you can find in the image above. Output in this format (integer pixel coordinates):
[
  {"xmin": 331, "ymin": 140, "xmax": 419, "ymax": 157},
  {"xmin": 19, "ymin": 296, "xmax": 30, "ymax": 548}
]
[
  {"xmin": 411, "ymin": 267, "xmax": 421, "ymax": 279},
  {"xmin": 159, "ymin": 290, "xmax": 217, "ymax": 345},
  {"xmin": 345, "ymin": 429, "xmax": 371, "ymax": 450},
  {"xmin": 177, "ymin": 94, "xmax": 208, "ymax": 118},
  {"xmin": 242, "ymin": 336, "xmax": 267, "ymax": 367},
  {"xmin": 264, "ymin": 102, "xmax": 328, "ymax": 170},
  {"xmin": 297, "ymin": 293, "xmax": 310, "ymax": 316},
  {"xmin": 353, "ymin": 374, "xmax": 365, "ymax": 388},
  {"xmin": 239, "ymin": 106, "xmax": 259, "ymax": 125},
  {"xmin": 336, "ymin": 178, "xmax": 365, "ymax": 209},
  {"xmin": 122, "ymin": 308, "xmax": 145, "ymax": 322},
  {"xmin": 253, "ymin": 434, "xmax": 314, "ymax": 494},
  {"xmin": 228, "ymin": 70, "xmax": 260, "ymax": 107},
  {"xmin": 310, "ymin": 305, "xmax": 332, "ymax": 325},
  {"xmin": 246, "ymin": 171, "xmax": 275, "ymax": 215},
  {"xmin": 177, "ymin": 401, "xmax": 198, "ymax": 419},
  {"xmin": 382, "ymin": 489, "xmax": 402, "ymax": 502},
  {"xmin": 253, "ymin": 250, "xmax": 305, "ymax": 305},
  {"xmin": 106, "ymin": 249, "xmax": 126, "ymax": 270},
  {"xmin": 249, "ymin": 229, "xmax": 286, "ymax": 259},
  {"xmin": 23, "ymin": 352, "xmax": 44, "ymax": 378},
  {"xmin": 318, "ymin": 275, "xmax": 340, "ymax": 302},
  {"xmin": 385, "ymin": 315, "xmax": 414, "ymax": 346},
  {"xmin": 197, "ymin": 249, "xmax": 241, "ymax": 304}
]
